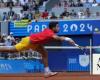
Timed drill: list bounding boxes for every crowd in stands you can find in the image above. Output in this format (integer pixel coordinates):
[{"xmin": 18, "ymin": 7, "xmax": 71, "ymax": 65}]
[
  {"xmin": 0, "ymin": 0, "xmax": 48, "ymax": 8},
  {"xmin": 0, "ymin": 0, "xmax": 49, "ymax": 21},
  {"xmin": 54, "ymin": 0, "xmax": 100, "ymax": 7},
  {"xmin": 52, "ymin": 0, "xmax": 100, "ymax": 19},
  {"xmin": 0, "ymin": 0, "xmax": 99, "ymax": 21},
  {"xmin": 0, "ymin": 32, "xmax": 18, "ymax": 59}
]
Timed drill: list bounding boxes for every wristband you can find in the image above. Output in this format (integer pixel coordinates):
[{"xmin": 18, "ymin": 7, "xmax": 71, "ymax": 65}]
[{"xmin": 64, "ymin": 37, "xmax": 72, "ymax": 41}]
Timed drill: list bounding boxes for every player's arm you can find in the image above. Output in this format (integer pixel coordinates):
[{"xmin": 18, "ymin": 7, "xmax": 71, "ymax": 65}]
[
  {"xmin": 52, "ymin": 35, "xmax": 75, "ymax": 45},
  {"xmin": 52, "ymin": 35, "xmax": 83, "ymax": 49}
]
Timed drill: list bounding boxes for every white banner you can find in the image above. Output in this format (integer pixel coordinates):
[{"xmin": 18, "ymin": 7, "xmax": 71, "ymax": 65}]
[{"xmin": 93, "ymin": 54, "xmax": 100, "ymax": 75}]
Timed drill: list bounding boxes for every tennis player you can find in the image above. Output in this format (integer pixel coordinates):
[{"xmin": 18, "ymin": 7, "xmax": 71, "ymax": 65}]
[{"xmin": 0, "ymin": 21, "xmax": 80, "ymax": 77}]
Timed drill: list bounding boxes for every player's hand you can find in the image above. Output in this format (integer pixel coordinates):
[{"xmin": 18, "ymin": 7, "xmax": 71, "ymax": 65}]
[
  {"xmin": 69, "ymin": 40, "xmax": 76, "ymax": 45},
  {"xmin": 75, "ymin": 44, "xmax": 84, "ymax": 50},
  {"xmin": 78, "ymin": 46, "xmax": 84, "ymax": 50}
]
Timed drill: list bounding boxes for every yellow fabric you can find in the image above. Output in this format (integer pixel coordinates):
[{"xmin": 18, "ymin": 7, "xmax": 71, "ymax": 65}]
[{"xmin": 15, "ymin": 37, "xmax": 39, "ymax": 51}]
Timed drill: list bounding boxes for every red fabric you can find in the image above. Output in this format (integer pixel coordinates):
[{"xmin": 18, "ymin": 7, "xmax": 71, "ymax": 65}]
[
  {"xmin": 41, "ymin": 12, "xmax": 48, "ymax": 19},
  {"xmin": 30, "ymin": 29, "xmax": 55, "ymax": 44}
]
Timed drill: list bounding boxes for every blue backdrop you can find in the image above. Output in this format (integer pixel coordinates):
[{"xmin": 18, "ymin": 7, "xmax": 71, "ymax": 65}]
[
  {"xmin": 93, "ymin": 33, "xmax": 100, "ymax": 53},
  {"xmin": 0, "ymin": 60, "xmax": 44, "ymax": 73},
  {"xmin": 9, "ymin": 20, "xmax": 100, "ymax": 36}
]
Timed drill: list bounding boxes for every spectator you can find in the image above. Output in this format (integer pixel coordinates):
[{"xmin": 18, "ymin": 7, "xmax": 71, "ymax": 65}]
[
  {"xmin": 70, "ymin": 9, "xmax": 77, "ymax": 18},
  {"xmin": 58, "ymin": 2, "xmax": 62, "ymax": 7},
  {"xmin": 81, "ymin": 0, "xmax": 86, "ymax": 3},
  {"xmin": 38, "ymin": 0, "xmax": 44, "ymax": 6},
  {"xmin": 12, "ymin": 0, "xmax": 18, "ymax": 6},
  {"xmin": 7, "ymin": 0, "xmax": 14, "ymax": 7},
  {"xmin": 8, "ymin": 7, "xmax": 15, "ymax": 20},
  {"xmin": 22, "ymin": 3, "xmax": 29, "ymax": 11},
  {"xmin": 13, "ymin": 13, "xmax": 20, "ymax": 21},
  {"xmin": 18, "ymin": 10, "xmax": 24, "ymax": 19},
  {"xmin": 60, "ymin": 9, "xmax": 70, "ymax": 18},
  {"xmin": 26, "ymin": 0, "xmax": 33, "ymax": 10},
  {"xmin": 70, "ymin": 1, "xmax": 76, "ymax": 7},
  {"xmin": 7, "ymin": 32, "xmax": 16, "ymax": 45},
  {"xmin": 19, "ymin": 0, "xmax": 28, "ymax": 6},
  {"xmin": 41, "ymin": 9, "xmax": 49, "ymax": 19},
  {"xmin": 78, "ymin": 9, "xmax": 85, "ymax": 19},
  {"xmin": 76, "ymin": 0, "xmax": 83, "ymax": 7},
  {"xmin": 60, "ymin": 0, "xmax": 65, "ymax": 7},
  {"xmin": 0, "ymin": 0, "xmax": 5, "ymax": 7},
  {"xmin": 31, "ymin": 1, "xmax": 37, "ymax": 10},
  {"xmin": 17, "ymin": 14, "xmax": 21, "ymax": 21},
  {"xmin": 3, "ymin": 0, "xmax": 8, "ymax": 7},
  {"xmin": 1, "ymin": 33, "xmax": 7, "ymax": 43},
  {"xmin": 23, "ymin": 12, "xmax": 28, "ymax": 19},
  {"xmin": 92, "ymin": 0, "xmax": 98, "ymax": 6},
  {"xmin": 5, "ymin": 36, "xmax": 12, "ymax": 46},
  {"xmin": 42, "ymin": 0, "xmax": 48, "ymax": 7},
  {"xmin": 4, "ymin": 34, "xmax": 15, "ymax": 59},
  {"xmin": 27, "ymin": 9, "xmax": 33, "ymax": 20},
  {"xmin": 33, "ymin": 10, "xmax": 41, "ymax": 20},
  {"xmin": 0, "ymin": 34, "xmax": 8, "ymax": 59},
  {"xmin": 96, "ymin": 12, "xmax": 100, "ymax": 17},
  {"xmin": 14, "ymin": 0, "xmax": 21, "ymax": 6},
  {"xmin": 2, "ymin": 12, "xmax": 8, "ymax": 21},
  {"xmin": 15, "ymin": 38, "xmax": 20, "ymax": 44},
  {"xmin": 60, "ymin": 9, "xmax": 70, "ymax": 19},
  {"xmin": 83, "ymin": 0, "xmax": 92, "ymax": 7},
  {"xmin": 85, "ymin": 8, "xmax": 91, "ymax": 18},
  {"xmin": 50, "ymin": 12, "xmax": 57, "ymax": 19},
  {"xmin": 33, "ymin": 1, "xmax": 39, "ymax": 11},
  {"xmin": 64, "ymin": 1, "xmax": 69, "ymax": 7}
]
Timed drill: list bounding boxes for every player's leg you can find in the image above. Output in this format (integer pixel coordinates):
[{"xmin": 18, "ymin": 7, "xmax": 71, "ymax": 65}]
[
  {"xmin": 0, "ymin": 46, "xmax": 18, "ymax": 53},
  {"xmin": 36, "ymin": 45, "xmax": 49, "ymax": 68},
  {"xmin": 0, "ymin": 37, "xmax": 30, "ymax": 53},
  {"xmin": 36, "ymin": 45, "xmax": 57, "ymax": 77}
]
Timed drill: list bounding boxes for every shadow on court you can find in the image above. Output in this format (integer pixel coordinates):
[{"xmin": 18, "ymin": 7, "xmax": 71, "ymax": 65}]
[{"xmin": 0, "ymin": 72, "xmax": 99, "ymax": 80}]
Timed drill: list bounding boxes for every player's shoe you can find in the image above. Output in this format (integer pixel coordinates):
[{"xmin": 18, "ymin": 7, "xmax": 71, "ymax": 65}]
[{"xmin": 44, "ymin": 72, "xmax": 58, "ymax": 78}]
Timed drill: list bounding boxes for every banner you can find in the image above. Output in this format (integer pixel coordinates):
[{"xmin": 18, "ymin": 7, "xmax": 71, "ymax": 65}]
[
  {"xmin": 14, "ymin": 20, "xmax": 29, "ymax": 28},
  {"xmin": 93, "ymin": 54, "xmax": 100, "ymax": 75},
  {"xmin": 48, "ymin": 48, "xmax": 90, "ymax": 72},
  {"xmin": 9, "ymin": 20, "xmax": 100, "ymax": 36},
  {"xmin": 0, "ymin": 60, "xmax": 44, "ymax": 73}
]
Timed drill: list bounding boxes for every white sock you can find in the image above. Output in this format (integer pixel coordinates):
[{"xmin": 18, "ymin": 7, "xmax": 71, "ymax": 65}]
[{"xmin": 44, "ymin": 67, "xmax": 51, "ymax": 73}]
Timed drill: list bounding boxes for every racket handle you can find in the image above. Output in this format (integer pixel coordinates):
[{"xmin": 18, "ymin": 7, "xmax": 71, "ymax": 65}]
[
  {"xmin": 75, "ymin": 44, "xmax": 82, "ymax": 49},
  {"xmin": 74, "ymin": 44, "xmax": 79, "ymax": 47},
  {"xmin": 75, "ymin": 44, "xmax": 87, "ymax": 55}
]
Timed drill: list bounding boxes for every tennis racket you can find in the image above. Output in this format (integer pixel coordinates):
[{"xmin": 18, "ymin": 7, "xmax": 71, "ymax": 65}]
[{"xmin": 75, "ymin": 44, "xmax": 90, "ymax": 67}]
